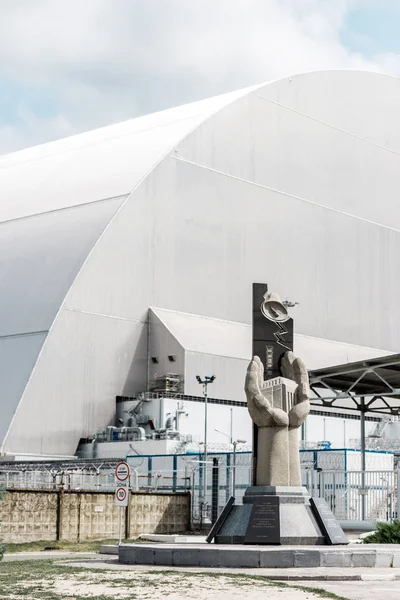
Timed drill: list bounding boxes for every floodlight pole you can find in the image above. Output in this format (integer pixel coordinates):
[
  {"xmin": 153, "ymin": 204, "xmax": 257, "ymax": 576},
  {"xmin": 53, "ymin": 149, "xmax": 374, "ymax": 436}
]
[
  {"xmin": 214, "ymin": 428, "xmax": 246, "ymax": 498},
  {"xmin": 360, "ymin": 397, "xmax": 366, "ymax": 521},
  {"xmin": 196, "ymin": 375, "xmax": 215, "ymax": 523},
  {"xmin": 233, "ymin": 440, "xmax": 238, "ymax": 497}
]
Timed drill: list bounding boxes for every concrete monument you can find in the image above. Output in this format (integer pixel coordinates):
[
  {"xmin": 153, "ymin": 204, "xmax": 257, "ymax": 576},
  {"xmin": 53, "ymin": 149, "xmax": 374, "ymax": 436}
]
[{"xmin": 211, "ymin": 287, "xmax": 348, "ymax": 546}]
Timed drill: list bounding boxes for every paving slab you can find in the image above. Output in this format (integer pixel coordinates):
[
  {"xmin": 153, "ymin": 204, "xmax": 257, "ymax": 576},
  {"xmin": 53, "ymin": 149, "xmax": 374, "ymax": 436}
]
[
  {"xmin": 65, "ymin": 558, "xmax": 400, "ymax": 581},
  {"xmin": 99, "ymin": 544, "xmax": 118, "ymax": 555},
  {"xmin": 2, "ymin": 551, "xmax": 100, "ymax": 562},
  {"xmin": 293, "ymin": 580, "xmax": 400, "ymax": 600}
]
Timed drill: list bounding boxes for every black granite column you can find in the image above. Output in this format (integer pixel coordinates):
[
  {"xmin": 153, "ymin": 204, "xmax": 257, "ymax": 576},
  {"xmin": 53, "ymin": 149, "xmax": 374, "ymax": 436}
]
[{"xmin": 251, "ymin": 283, "xmax": 294, "ymax": 485}]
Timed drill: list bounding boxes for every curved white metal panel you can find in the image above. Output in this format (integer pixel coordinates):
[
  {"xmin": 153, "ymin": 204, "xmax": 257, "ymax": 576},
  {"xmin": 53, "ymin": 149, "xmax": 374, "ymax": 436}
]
[
  {"xmin": 0, "ymin": 196, "xmax": 125, "ymax": 337},
  {"xmin": 0, "ymin": 85, "xmax": 258, "ymax": 222},
  {"xmin": 176, "ymin": 82, "xmax": 400, "ymax": 229},
  {"xmin": 3, "ymin": 309, "xmax": 148, "ymax": 455},
  {"xmin": 257, "ymin": 70, "xmax": 400, "ymax": 152},
  {"xmin": 2, "ymin": 70, "xmax": 400, "ymax": 455},
  {"xmin": 0, "ymin": 332, "xmax": 46, "ymax": 443}
]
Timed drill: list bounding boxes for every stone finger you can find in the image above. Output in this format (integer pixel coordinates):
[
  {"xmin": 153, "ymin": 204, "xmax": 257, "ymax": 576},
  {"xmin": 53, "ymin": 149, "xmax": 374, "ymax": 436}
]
[
  {"xmin": 246, "ymin": 396, "xmax": 264, "ymax": 426},
  {"xmin": 271, "ymin": 408, "xmax": 289, "ymax": 427},
  {"xmin": 289, "ymin": 400, "xmax": 310, "ymax": 427},
  {"xmin": 245, "ymin": 358, "xmax": 261, "ymax": 398},
  {"xmin": 253, "ymin": 392, "xmax": 272, "ymax": 413},
  {"xmin": 293, "ymin": 358, "xmax": 310, "ymax": 400},
  {"xmin": 254, "ymin": 355, "xmax": 264, "ymax": 388},
  {"xmin": 281, "ymin": 351, "xmax": 295, "ymax": 380}
]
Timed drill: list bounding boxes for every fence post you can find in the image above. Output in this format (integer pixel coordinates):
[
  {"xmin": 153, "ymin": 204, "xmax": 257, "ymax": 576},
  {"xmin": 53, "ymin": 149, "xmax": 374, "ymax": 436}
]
[
  {"xmin": 125, "ymin": 501, "xmax": 129, "ymax": 541},
  {"xmin": 77, "ymin": 494, "xmax": 82, "ymax": 543},
  {"xmin": 172, "ymin": 455, "xmax": 177, "ymax": 492},
  {"xmin": 226, "ymin": 453, "xmax": 231, "ymax": 502},
  {"xmin": 397, "ymin": 466, "xmax": 400, "ymax": 520},
  {"xmin": 56, "ymin": 488, "xmax": 63, "ymax": 541},
  {"xmin": 211, "ymin": 458, "xmax": 219, "ymax": 524}
]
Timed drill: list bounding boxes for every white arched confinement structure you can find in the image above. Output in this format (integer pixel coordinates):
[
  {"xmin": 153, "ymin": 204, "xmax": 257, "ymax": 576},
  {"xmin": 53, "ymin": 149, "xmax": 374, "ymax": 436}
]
[{"xmin": 1, "ymin": 70, "xmax": 400, "ymax": 456}]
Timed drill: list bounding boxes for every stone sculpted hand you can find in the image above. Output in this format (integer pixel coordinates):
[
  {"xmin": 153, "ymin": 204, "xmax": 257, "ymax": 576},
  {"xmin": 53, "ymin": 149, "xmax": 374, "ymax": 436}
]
[
  {"xmin": 245, "ymin": 351, "xmax": 311, "ymax": 487},
  {"xmin": 281, "ymin": 351, "xmax": 310, "ymax": 428},
  {"xmin": 245, "ymin": 356, "xmax": 289, "ymax": 427},
  {"xmin": 245, "ymin": 352, "xmax": 310, "ymax": 428}
]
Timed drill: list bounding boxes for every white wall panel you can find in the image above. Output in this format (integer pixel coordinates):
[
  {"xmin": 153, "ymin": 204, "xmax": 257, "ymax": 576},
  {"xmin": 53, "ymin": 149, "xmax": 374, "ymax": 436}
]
[
  {"xmin": 0, "ymin": 84, "xmax": 256, "ymax": 222},
  {"xmin": 163, "ymin": 397, "xmax": 252, "ymax": 447},
  {"xmin": 149, "ymin": 309, "xmax": 184, "ymax": 391},
  {"xmin": 63, "ymin": 180, "xmax": 154, "ymax": 320},
  {"xmin": 0, "ymin": 332, "xmax": 46, "ymax": 445},
  {"xmin": 185, "ymin": 352, "xmax": 248, "ymax": 402},
  {"xmin": 151, "ymin": 308, "xmax": 250, "ymax": 359},
  {"xmin": 295, "ymin": 334, "xmax": 392, "ymax": 370},
  {"xmin": 3, "ymin": 309, "xmax": 147, "ymax": 455},
  {"xmin": 176, "ymin": 92, "xmax": 400, "ymax": 229},
  {"xmin": 143, "ymin": 158, "xmax": 399, "ymax": 350},
  {"xmin": 0, "ymin": 196, "xmax": 124, "ymax": 337},
  {"xmin": 257, "ymin": 71, "xmax": 400, "ymax": 152}
]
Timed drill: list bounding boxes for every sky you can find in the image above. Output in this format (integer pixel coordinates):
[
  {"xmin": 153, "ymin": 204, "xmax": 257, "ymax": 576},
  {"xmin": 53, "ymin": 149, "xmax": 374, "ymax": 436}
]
[{"xmin": 1, "ymin": 0, "xmax": 400, "ymax": 154}]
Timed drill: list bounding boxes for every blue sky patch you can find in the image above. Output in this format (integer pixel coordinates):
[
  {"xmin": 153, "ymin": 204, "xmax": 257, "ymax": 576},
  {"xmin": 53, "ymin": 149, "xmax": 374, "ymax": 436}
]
[
  {"xmin": 341, "ymin": 0, "xmax": 400, "ymax": 57},
  {"xmin": 0, "ymin": 79, "xmax": 60, "ymax": 126}
]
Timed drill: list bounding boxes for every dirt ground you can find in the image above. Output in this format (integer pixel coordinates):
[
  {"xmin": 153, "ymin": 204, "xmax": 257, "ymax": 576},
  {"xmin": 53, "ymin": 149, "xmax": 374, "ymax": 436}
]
[{"xmin": 0, "ymin": 560, "xmax": 343, "ymax": 600}]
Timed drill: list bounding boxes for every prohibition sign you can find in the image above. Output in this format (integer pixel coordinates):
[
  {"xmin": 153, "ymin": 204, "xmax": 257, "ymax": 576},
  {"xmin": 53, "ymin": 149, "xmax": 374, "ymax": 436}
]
[
  {"xmin": 115, "ymin": 461, "xmax": 130, "ymax": 482},
  {"xmin": 115, "ymin": 487, "xmax": 127, "ymax": 503}
]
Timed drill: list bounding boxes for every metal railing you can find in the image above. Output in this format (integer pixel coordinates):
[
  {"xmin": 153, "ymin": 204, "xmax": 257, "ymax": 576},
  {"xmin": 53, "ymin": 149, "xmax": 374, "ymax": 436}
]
[{"xmin": 0, "ymin": 454, "xmax": 398, "ymax": 525}]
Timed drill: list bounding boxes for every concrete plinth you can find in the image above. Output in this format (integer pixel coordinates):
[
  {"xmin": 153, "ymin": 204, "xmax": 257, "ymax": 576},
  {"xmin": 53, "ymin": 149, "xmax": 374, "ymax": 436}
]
[
  {"xmin": 215, "ymin": 486, "xmax": 325, "ymax": 545},
  {"xmin": 118, "ymin": 543, "xmax": 400, "ymax": 568}
]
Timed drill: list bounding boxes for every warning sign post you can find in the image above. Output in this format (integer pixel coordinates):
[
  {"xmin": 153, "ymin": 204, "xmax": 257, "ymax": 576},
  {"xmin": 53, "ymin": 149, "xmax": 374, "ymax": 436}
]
[
  {"xmin": 114, "ymin": 462, "xmax": 130, "ymax": 544},
  {"xmin": 115, "ymin": 461, "xmax": 130, "ymax": 483},
  {"xmin": 115, "ymin": 484, "xmax": 128, "ymax": 507}
]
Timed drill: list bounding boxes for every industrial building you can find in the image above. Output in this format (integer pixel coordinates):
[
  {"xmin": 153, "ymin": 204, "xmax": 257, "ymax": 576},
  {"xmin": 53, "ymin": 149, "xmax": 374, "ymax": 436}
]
[{"xmin": 1, "ymin": 69, "xmax": 400, "ymax": 460}]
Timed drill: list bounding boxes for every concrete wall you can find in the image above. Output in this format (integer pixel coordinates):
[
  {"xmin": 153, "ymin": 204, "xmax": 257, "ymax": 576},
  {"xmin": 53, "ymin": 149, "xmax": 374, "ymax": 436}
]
[{"xmin": 0, "ymin": 489, "xmax": 190, "ymax": 543}]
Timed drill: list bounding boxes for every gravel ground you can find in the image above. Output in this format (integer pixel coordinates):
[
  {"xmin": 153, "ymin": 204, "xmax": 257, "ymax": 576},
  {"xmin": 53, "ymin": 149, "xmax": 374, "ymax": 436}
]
[
  {"xmin": 0, "ymin": 559, "xmax": 343, "ymax": 600},
  {"xmin": 52, "ymin": 571, "xmax": 329, "ymax": 599}
]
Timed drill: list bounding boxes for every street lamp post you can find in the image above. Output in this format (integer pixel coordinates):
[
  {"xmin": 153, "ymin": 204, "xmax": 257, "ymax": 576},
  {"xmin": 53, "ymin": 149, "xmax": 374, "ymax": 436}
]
[{"xmin": 196, "ymin": 375, "xmax": 215, "ymax": 522}]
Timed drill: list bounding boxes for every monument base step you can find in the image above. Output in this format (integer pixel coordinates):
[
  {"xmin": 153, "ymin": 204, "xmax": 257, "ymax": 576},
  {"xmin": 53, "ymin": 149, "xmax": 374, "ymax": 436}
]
[
  {"xmin": 119, "ymin": 543, "xmax": 400, "ymax": 568},
  {"xmin": 214, "ymin": 502, "xmax": 325, "ymax": 545},
  {"xmin": 213, "ymin": 486, "xmax": 344, "ymax": 546}
]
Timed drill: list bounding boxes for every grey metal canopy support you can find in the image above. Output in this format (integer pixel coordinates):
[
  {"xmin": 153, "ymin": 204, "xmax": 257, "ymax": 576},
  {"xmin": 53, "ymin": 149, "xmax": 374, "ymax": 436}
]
[
  {"xmin": 308, "ymin": 353, "xmax": 400, "ymax": 413},
  {"xmin": 309, "ymin": 353, "xmax": 400, "ymax": 522}
]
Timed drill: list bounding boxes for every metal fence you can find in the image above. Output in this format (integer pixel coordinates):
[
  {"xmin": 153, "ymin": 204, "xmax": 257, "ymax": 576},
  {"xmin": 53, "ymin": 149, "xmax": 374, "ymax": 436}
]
[{"xmin": 0, "ymin": 452, "xmax": 398, "ymax": 526}]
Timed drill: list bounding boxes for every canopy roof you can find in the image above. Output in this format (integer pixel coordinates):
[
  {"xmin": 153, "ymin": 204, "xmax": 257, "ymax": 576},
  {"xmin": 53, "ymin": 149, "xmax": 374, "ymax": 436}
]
[{"xmin": 309, "ymin": 353, "xmax": 400, "ymax": 415}]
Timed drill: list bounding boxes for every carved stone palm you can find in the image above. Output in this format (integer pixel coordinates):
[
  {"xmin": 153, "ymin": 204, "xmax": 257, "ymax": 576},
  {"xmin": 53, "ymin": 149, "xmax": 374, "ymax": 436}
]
[{"xmin": 245, "ymin": 352, "xmax": 310, "ymax": 487}]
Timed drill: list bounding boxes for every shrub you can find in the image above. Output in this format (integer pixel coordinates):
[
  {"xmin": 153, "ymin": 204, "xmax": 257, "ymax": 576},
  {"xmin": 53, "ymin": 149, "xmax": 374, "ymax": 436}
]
[{"xmin": 363, "ymin": 519, "xmax": 400, "ymax": 544}]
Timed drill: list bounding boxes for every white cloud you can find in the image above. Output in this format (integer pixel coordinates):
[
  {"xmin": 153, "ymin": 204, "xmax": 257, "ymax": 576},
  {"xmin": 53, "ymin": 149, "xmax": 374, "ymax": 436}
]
[{"xmin": 0, "ymin": 0, "xmax": 398, "ymax": 153}]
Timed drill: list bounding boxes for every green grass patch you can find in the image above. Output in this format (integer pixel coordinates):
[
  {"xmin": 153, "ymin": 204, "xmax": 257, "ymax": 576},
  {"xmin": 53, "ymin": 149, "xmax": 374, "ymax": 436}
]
[{"xmin": 4, "ymin": 538, "xmax": 141, "ymax": 554}]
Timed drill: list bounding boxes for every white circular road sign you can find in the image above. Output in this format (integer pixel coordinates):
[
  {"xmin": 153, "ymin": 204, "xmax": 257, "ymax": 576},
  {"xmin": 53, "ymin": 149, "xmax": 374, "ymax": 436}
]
[
  {"xmin": 115, "ymin": 461, "xmax": 130, "ymax": 482},
  {"xmin": 115, "ymin": 487, "xmax": 127, "ymax": 503}
]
